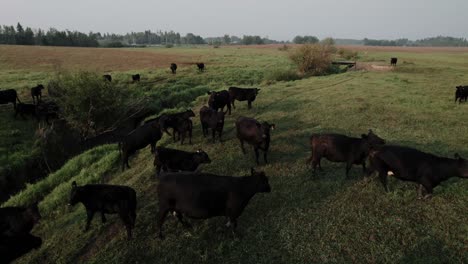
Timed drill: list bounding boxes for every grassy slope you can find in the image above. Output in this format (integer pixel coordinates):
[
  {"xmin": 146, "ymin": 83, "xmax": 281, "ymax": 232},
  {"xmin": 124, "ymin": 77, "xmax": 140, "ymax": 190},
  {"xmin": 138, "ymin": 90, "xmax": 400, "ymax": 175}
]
[{"xmin": 1, "ymin": 46, "xmax": 467, "ymax": 263}]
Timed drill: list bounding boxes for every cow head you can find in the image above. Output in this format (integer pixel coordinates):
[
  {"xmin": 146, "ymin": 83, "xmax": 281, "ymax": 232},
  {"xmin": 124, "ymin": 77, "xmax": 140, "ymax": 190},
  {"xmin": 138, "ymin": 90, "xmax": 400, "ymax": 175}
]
[
  {"xmin": 454, "ymin": 153, "xmax": 468, "ymax": 178},
  {"xmin": 194, "ymin": 149, "xmax": 211, "ymax": 164},
  {"xmin": 255, "ymin": 88, "xmax": 261, "ymax": 95},
  {"xmin": 251, "ymin": 168, "xmax": 271, "ymax": 193},
  {"xmin": 261, "ymin": 122, "xmax": 276, "ymax": 138},
  {"xmin": 185, "ymin": 109, "xmax": 196, "ymax": 118},
  {"xmin": 69, "ymin": 181, "xmax": 81, "ymax": 206},
  {"xmin": 37, "ymin": 84, "xmax": 45, "ymax": 90},
  {"xmin": 25, "ymin": 202, "xmax": 41, "ymax": 224},
  {"xmin": 362, "ymin": 129, "xmax": 385, "ymax": 146}
]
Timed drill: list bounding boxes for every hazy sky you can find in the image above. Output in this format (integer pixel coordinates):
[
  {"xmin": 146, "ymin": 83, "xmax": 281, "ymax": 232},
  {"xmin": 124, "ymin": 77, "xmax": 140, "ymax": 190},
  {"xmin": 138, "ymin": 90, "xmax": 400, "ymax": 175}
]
[{"xmin": 1, "ymin": 0, "xmax": 467, "ymax": 41}]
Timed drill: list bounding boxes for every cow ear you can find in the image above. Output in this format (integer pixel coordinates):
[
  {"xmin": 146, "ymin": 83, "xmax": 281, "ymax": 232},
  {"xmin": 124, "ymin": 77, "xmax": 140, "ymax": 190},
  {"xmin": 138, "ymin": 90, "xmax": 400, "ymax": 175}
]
[
  {"xmin": 270, "ymin": 124, "xmax": 276, "ymax": 130},
  {"xmin": 72, "ymin": 181, "xmax": 77, "ymax": 188},
  {"xmin": 454, "ymin": 153, "xmax": 461, "ymax": 159},
  {"xmin": 197, "ymin": 149, "xmax": 202, "ymax": 153}
]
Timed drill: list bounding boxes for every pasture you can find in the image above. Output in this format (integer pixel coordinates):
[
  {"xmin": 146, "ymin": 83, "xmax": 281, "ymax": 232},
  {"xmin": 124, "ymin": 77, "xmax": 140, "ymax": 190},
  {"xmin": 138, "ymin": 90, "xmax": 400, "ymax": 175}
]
[{"xmin": 0, "ymin": 44, "xmax": 467, "ymax": 263}]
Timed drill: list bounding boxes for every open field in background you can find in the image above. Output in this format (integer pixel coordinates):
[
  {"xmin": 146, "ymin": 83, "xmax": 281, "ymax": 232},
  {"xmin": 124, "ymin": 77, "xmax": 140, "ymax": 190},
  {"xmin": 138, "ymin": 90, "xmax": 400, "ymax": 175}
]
[{"xmin": 0, "ymin": 44, "xmax": 467, "ymax": 263}]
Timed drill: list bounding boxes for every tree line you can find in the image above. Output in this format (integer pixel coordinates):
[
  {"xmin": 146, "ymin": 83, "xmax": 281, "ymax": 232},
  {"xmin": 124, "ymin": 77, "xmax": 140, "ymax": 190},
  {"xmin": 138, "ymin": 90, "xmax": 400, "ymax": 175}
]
[{"xmin": 363, "ymin": 36, "xmax": 468, "ymax": 47}]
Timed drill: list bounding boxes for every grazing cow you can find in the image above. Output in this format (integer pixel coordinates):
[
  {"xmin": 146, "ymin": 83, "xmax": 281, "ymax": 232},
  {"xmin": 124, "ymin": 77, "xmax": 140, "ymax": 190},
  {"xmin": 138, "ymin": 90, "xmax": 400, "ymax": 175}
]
[
  {"xmin": 69, "ymin": 181, "xmax": 137, "ymax": 240},
  {"xmin": 0, "ymin": 233, "xmax": 42, "ymax": 263},
  {"xmin": 156, "ymin": 168, "xmax": 271, "ymax": 238},
  {"xmin": 15, "ymin": 103, "xmax": 37, "ymax": 119},
  {"xmin": 30, "ymin": 84, "xmax": 45, "ymax": 105},
  {"xmin": 208, "ymin": 90, "xmax": 231, "ymax": 114},
  {"xmin": 0, "ymin": 89, "xmax": 20, "ymax": 110},
  {"xmin": 103, "ymin": 74, "xmax": 112, "ymax": 82},
  {"xmin": 132, "ymin": 74, "xmax": 140, "ymax": 82},
  {"xmin": 36, "ymin": 101, "xmax": 59, "ymax": 125},
  {"xmin": 120, "ymin": 119, "xmax": 162, "ymax": 171},
  {"xmin": 0, "ymin": 202, "xmax": 41, "ymax": 237},
  {"xmin": 170, "ymin": 63, "xmax": 177, "ymax": 74},
  {"xmin": 390, "ymin": 57, "xmax": 398, "ymax": 66},
  {"xmin": 308, "ymin": 130, "xmax": 386, "ymax": 178},
  {"xmin": 367, "ymin": 145, "xmax": 468, "ymax": 199},
  {"xmin": 172, "ymin": 117, "xmax": 193, "ymax": 145},
  {"xmin": 236, "ymin": 116, "xmax": 275, "ymax": 165},
  {"xmin": 199, "ymin": 106, "xmax": 225, "ymax": 142},
  {"xmin": 229, "ymin": 87, "xmax": 260, "ymax": 110},
  {"xmin": 455, "ymin": 86, "xmax": 468, "ymax": 103},
  {"xmin": 153, "ymin": 147, "xmax": 211, "ymax": 177},
  {"xmin": 196, "ymin": 63, "xmax": 205, "ymax": 72}
]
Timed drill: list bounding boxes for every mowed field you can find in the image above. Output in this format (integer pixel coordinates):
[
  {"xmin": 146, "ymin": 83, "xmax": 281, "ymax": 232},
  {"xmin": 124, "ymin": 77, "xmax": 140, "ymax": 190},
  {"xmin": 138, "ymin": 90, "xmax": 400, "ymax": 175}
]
[{"xmin": 1, "ymin": 44, "xmax": 467, "ymax": 263}]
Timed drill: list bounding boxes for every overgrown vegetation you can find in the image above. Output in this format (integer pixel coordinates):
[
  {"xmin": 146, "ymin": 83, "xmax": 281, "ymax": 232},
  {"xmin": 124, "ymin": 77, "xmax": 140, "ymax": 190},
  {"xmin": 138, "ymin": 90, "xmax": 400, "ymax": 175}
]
[{"xmin": 289, "ymin": 43, "xmax": 335, "ymax": 75}]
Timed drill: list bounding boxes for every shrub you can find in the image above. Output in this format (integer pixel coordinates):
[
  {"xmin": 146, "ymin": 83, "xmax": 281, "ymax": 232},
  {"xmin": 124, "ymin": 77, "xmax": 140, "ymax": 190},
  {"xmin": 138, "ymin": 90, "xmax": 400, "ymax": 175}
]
[
  {"xmin": 338, "ymin": 48, "xmax": 359, "ymax": 60},
  {"xmin": 289, "ymin": 43, "xmax": 335, "ymax": 75},
  {"xmin": 264, "ymin": 68, "xmax": 301, "ymax": 82},
  {"xmin": 278, "ymin": 44, "xmax": 290, "ymax": 51},
  {"xmin": 47, "ymin": 71, "xmax": 144, "ymax": 137},
  {"xmin": 165, "ymin": 44, "xmax": 174, "ymax": 48}
]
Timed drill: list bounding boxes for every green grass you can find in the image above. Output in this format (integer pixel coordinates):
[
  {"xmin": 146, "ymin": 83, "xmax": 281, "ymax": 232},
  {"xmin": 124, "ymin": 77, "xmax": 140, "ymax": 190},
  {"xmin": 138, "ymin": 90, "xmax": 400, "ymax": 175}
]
[{"xmin": 1, "ymin": 45, "xmax": 467, "ymax": 263}]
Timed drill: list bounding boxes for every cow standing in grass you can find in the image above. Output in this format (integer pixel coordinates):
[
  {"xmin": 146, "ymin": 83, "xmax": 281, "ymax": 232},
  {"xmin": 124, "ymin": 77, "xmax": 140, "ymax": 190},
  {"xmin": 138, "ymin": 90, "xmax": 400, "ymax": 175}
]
[
  {"xmin": 200, "ymin": 106, "xmax": 225, "ymax": 142},
  {"xmin": 229, "ymin": 87, "xmax": 260, "ymax": 110},
  {"xmin": 236, "ymin": 116, "xmax": 275, "ymax": 165},
  {"xmin": 0, "ymin": 202, "xmax": 41, "ymax": 237},
  {"xmin": 0, "ymin": 89, "xmax": 21, "ymax": 110},
  {"xmin": 390, "ymin": 57, "xmax": 398, "ymax": 66},
  {"xmin": 159, "ymin": 109, "xmax": 195, "ymax": 144},
  {"xmin": 208, "ymin": 90, "xmax": 231, "ymax": 115},
  {"xmin": 153, "ymin": 147, "xmax": 211, "ymax": 177},
  {"xmin": 132, "ymin": 74, "xmax": 140, "ymax": 82},
  {"xmin": 455, "ymin": 86, "xmax": 467, "ymax": 103},
  {"xmin": 308, "ymin": 130, "xmax": 385, "ymax": 178},
  {"xmin": 196, "ymin": 63, "xmax": 205, "ymax": 72},
  {"xmin": 31, "ymin": 84, "xmax": 45, "ymax": 104},
  {"xmin": 69, "ymin": 181, "xmax": 137, "ymax": 240},
  {"xmin": 170, "ymin": 63, "xmax": 177, "ymax": 74},
  {"xmin": 156, "ymin": 168, "xmax": 271, "ymax": 239},
  {"xmin": 103, "ymin": 74, "xmax": 112, "ymax": 82},
  {"xmin": 367, "ymin": 145, "xmax": 468, "ymax": 198}
]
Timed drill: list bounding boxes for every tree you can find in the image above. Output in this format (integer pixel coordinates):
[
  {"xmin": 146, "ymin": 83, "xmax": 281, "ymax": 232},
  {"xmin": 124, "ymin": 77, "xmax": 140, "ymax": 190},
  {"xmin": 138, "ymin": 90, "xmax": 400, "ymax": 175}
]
[{"xmin": 223, "ymin": 34, "xmax": 231, "ymax": 45}]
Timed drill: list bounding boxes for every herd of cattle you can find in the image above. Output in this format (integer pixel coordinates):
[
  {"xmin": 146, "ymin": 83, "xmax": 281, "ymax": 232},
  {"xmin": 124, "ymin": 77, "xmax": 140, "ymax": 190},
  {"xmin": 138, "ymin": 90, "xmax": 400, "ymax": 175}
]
[{"xmin": 0, "ymin": 61, "xmax": 468, "ymax": 262}]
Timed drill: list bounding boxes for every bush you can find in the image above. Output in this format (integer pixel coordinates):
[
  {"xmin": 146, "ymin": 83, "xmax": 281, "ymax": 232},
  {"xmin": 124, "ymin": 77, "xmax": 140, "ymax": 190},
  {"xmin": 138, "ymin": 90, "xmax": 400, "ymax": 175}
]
[
  {"xmin": 165, "ymin": 44, "xmax": 174, "ymax": 48},
  {"xmin": 47, "ymin": 71, "xmax": 144, "ymax": 137},
  {"xmin": 264, "ymin": 68, "xmax": 301, "ymax": 82},
  {"xmin": 289, "ymin": 43, "xmax": 335, "ymax": 75},
  {"xmin": 338, "ymin": 48, "xmax": 359, "ymax": 60},
  {"xmin": 104, "ymin": 41, "xmax": 125, "ymax": 48},
  {"xmin": 278, "ymin": 44, "xmax": 290, "ymax": 51}
]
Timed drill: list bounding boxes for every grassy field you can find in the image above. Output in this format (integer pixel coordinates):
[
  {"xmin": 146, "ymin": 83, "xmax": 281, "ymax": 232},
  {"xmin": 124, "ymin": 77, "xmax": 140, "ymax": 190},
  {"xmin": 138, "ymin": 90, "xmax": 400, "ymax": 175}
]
[{"xmin": 1, "ymin": 44, "xmax": 467, "ymax": 263}]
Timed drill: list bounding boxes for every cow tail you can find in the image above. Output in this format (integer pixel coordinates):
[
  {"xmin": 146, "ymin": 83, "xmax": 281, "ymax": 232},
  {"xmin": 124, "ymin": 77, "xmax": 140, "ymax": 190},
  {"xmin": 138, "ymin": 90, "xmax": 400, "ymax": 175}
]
[{"xmin": 16, "ymin": 93, "xmax": 21, "ymax": 104}]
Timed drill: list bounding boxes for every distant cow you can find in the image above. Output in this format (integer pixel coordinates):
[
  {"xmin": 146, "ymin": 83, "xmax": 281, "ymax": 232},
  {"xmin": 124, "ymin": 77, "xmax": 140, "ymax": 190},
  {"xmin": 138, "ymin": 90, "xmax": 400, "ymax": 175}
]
[
  {"xmin": 170, "ymin": 63, "xmax": 177, "ymax": 74},
  {"xmin": 200, "ymin": 106, "xmax": 225, "ymax": 142},
  {"xmin": 229, "ymin": 87, "xmax": 260, "ymax": 110},
  {"xmin": 208, "ymin": 90, "xmax": 231, "ymax": 115},
  {"xmin": 196, "ymin": 63, "xmax": 205, "ymax": 72},
  {"xmin": 31, "ymin": 84, "xmax": 45, "ymax": 104},
  {"xmin": 367, "ymin": 145, "xmax": 468, "ymax": 199},
  {"xmin": 455, "ymin": 86, "xmax": 468, "ymax": 103},
  {"xmin": 0, "ymin": 89, "xmax": 21, "ymax": 110},
  {"xmin": 120, "ymin": 119, "xmax": 162, "ymax": 171},
  {"xmin": 103, "ymin": 74, "xmax": 112, "ymax": 82},
  {"xmin": 132, "ymin": 74, "xmax": 140, "ymax": 82},
  {"xmin": 0, "ymin": 202, "xmax": 41, "ymax": 237},
  {"xmin": 153, "ymin": 147, "xmax": 211, "ymax": 177},
  {"xmin": 308, "ymin": 130, "xmax": 385, "ymax": 178},
  {"xmin": 236, "ymin": 116, "xmax": 275, "ymax": 165},
  {"xmin": 390, "ymin": 57, "xmax": 398, "ymax": 66},
  {"xmin": 15, "ymin": 103, "xmax": 37, "ymax": 119},
  {"xmin": 0, "ymin": 233, "xmax": 42, "ymax": 263},
  {"xmin": 69, "ymin": 181, "xmax": 137, "ymax": 240},
  {"xmin": 156, "ymin": 168, "xmax": 271, "ymax": 238}
]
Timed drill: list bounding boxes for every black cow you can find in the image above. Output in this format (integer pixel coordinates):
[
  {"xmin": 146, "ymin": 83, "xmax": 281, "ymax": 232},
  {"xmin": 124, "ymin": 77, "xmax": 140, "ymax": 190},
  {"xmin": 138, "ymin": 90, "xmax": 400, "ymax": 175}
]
[
  {"xmin": 229, "ymin": 87, "xmax": 260, "ymax": 110},
  {"xmin": 367, "ymin": 145, "xmax": 468, "ymax": 199},
  {"xmin": 308, "ymin": 130, "xmax": 386, "ymax": 178},
  {"xmin": 156, "ymin": 168, "xmax": 271, "ymax": 238},
  {"xmin": 236, "ymin": 116, "xmax": 275, "ymax": 165},
  {"xmin": 0, "ymin": 233, "xmax": 42, "ymax": 263},
  {"xmin": 69, "ymin": 181, "xmax": 137, "ymax": 240},
  {"xmin": 132, "ymin": 74, "xmax": 140, "ymax": 82},
  {"xmin": 120, "ymin": 119, "xmax": 162, "ymax": 171},
  {"xmin": 196, "ymin": 63, "xmax": 205, "ymax": 72},
  {"xmin": 0, "ymin": 89, "xmax": 21, "ymax": 110},
  {"xmin": 170, "ymin": 63, "xmax": 177, "ymax": 74},
  {"xmin": 103, "ymin": 74, "xmax": 112, "ymax": 82},
  {"xmin": 159, "ymin": 109, "xmax": 195, "ymax": 144},
  {"xmin": 455, "ymin": 86, "xmax": 467, "ymax": 103},
  {"xmin": 208, "ymin": 90, "xmax": 231, "ymax": 115},
  {"xmin": 390, "ymin": 57, "xmax": 398, "ymax": 66},
  {"xmin": 200, "ymin": 106, "xmax": 225, "ymax": 142},
  {"xmin": 153, "ymin": 147, "xmax": 211, "ymax": 177},
  {"xmin": 0, "ymin": 202, "xmax": 41, "ymax": 237},
  {"xmin": 30, "ymin": 84, "xmax": 45, "ymax": 104},
  {"xmin": 15, "ymin": 103, "xmax": 37, "ymax": 119}
]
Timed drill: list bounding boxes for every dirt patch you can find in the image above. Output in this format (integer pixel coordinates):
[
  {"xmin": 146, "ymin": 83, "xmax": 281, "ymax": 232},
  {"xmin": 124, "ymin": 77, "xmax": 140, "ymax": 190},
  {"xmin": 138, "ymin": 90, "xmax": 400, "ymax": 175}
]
[
  {"xmin": 0, "ymin": 45, "xmax": 194, "ymax": 72},
  {"xmin": 354, "ymin": 62, "xmax": 394, "ymax": 72}
]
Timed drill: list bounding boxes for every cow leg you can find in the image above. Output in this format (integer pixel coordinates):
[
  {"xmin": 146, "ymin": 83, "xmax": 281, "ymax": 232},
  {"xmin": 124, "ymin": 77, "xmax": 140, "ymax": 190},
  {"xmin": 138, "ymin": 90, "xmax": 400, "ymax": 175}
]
[
  {"xmin": 212, "ymin": 128, "xmax": 216, "ymax": 142},
  {"xmin": 345, "ymin": 162, "xmax": 352, "ymax": 178},
  {"xmin": 218, "ymin": 127, "xmax": 223, "ymax": 142},
  {"xmin": 263, "ymin": 150, "xmax": 268, "ymax": 164},
  {"xmin": 202, "ymin": 124, "xmax": 207, "ymax": 137},
  {"xmin": 248, "ymin": 100, "xmax": 252, "ymax": 109},
  {"xmin": 378, "ymin": 171, "xmax": 389, "ymax": 192},
  {"xmin": 85, "ymin": 210, "xmax": 95, "ymax": 231},
  {"xmin": 227, "ymin": 103, "xmax": 231, "ymax": 115},
  {"xmin": 231, "ymin": 100, "xmax": 236, "ymax": 109},
  {"xmin": 101, "ymin": 212, "xmax": 107, "ymax": 223},
  {"xmin": 189, "ymin": 128, "xmax": 192, "ymax": 144},
  {"xmin": 157, "ymin": 208, "xmax": 170, "ymax": 239},
  {"xmin": 254, "ymin": 147, "xmax": 260, "ymax": 165},
  {"xmin": 156, "ymin": 164, "xmax": 162, "ymax": 177},
  {"xmin": 362, "ymin": 162, "xmax": 367, "ymax": 174},
  {"xmin": 150, "ymin": 142, "xmax": 156, "ymax": 154},
  {"xmin": 119, "ymin": 211, "xmax": 133, "ymax": 240},
  {"xmin": 418, "ymin": 178, "xmax": 433, "ymax": 200},
  {"xmin": 239, "ymin": 139, "xmax": 246, "ymax": 154},
  {"xmin": 180, "ymin": 131, "xmax": 185, "ymax": 145}
]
